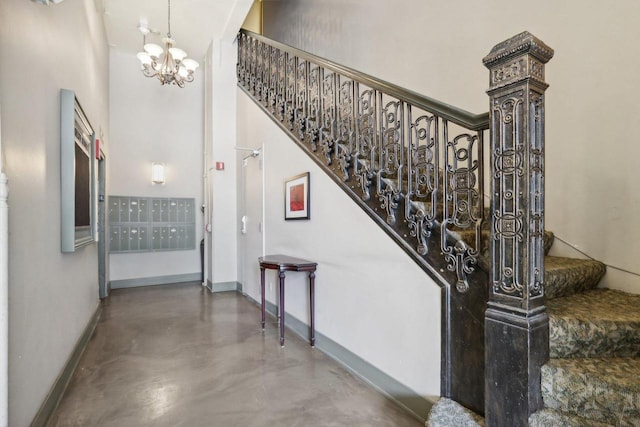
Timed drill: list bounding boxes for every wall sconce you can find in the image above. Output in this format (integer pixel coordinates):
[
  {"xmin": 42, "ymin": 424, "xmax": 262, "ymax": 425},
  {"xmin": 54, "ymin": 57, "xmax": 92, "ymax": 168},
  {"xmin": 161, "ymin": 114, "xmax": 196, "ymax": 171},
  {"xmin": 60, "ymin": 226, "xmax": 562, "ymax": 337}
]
[{"xmin": 151, "ymin": 162, "xmax": 166, "ymax": 184}]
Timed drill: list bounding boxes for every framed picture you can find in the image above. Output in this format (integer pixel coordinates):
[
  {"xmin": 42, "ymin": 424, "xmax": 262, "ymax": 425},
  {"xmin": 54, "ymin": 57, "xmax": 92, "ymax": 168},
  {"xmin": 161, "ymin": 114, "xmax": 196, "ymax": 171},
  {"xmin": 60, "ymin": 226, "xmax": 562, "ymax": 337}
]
[{"xmin": 284, "ymin": 172, "xmax": 310, "ymax": 220}]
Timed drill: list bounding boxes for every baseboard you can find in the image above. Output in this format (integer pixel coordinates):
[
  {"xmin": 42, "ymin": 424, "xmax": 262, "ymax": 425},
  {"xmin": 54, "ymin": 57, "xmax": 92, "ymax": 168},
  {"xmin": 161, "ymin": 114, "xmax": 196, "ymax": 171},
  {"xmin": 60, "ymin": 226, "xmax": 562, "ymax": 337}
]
[
  {"xmin": 207, "ymin": 280, "xmax": 242, "ymax": 293},
  {"xmin": 244, "ymin": 294, "xmax": 433, "ymax": 423},
  {"xmin": 30, "ymin": 304, "xmax": 102, "ymax": 427},
  {"xmin": 109, "ymin": 273, "xmax": 201, "ymax": 289}
]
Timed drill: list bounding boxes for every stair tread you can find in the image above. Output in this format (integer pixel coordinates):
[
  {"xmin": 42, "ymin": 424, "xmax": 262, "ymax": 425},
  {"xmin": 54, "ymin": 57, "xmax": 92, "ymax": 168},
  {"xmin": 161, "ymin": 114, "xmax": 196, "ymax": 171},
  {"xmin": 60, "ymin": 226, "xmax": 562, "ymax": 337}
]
[
  {"xmin": 529, "ymin": 408, "xmax": 615, "ymax": 427},
  {"xmin": 541, "ymin": 357, "xmax": 640, "ymax": 425},
  {"xmin": 544, "ymin": 256, "xmax": 606, "ymax": 299},
  {"xmin": 549, "ymin": 289, "xmax": 640, "ymax": 358}
]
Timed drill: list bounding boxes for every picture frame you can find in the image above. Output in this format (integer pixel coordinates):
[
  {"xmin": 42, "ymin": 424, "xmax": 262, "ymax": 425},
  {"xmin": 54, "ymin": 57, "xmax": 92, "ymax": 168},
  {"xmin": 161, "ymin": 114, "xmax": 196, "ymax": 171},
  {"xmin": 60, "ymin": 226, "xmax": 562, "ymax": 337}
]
[{"xmin": 284, "ymin": 172, "xmax": 310, "ymax": 220}]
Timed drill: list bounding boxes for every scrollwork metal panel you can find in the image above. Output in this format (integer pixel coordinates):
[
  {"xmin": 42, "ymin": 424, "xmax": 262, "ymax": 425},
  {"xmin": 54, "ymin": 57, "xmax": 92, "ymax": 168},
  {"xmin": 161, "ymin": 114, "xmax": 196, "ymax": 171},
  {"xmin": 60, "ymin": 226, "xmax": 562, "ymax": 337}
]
[
  {"xmin": 250, "ymin": 38, "xmax": 257, "ymax": 93},
  {"xmin": 305, "ymin": 64, "xmax": 320, "ymax": 151},
  {"xmin": 294, "ymin": 60, "xmax": 308, "ymax": 140},
  {"xmin": 378, "ymin": 97, "xmax": 404, "ymax": 225},
  {"xmin": 407, "ymin": 106, "xmax": 439, "ymax": 255},
  {"xmin": 489, "ymin": 89, "xmax": 547, "ymax": 300},
  {"xmin": 354, "ymin": 85, "xmax": 377, "ymax": 201},
  {"xmin": 267, "ymin": 46, "xmax": 278, "ymax": 113},
  {"xmin": 336, "ymin": 78, "xmax": 355, "ymax": 180},
  {"xmin": 319, "ymin": 70, "xmax": 337, "ymax": 165},
  {"xmin": 529, "ymin": 90, "xmax": 545, "ymax": 299},
  {"xmin": 261, "ymin": 43, "xmax": 271, "ymax": 106},
  {"xmin": 491, "ymin": 92, "xmax": 525, "ymax": 298},
  {"xmin": 441, "ymin": 121, "xmax": 483, "ymax": 292},
  {"xmin": 284, "ymin": 54, "xmax": 296, "ymax": 130}
]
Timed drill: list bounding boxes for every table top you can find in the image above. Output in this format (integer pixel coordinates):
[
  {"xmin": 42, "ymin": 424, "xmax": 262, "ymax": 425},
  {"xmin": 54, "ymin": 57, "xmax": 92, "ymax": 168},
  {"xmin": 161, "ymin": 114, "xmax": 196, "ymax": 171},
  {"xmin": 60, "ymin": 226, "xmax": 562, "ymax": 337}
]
[{"xmin": 259, "ymin": 254, "xmax": 317, "ymax": 270}]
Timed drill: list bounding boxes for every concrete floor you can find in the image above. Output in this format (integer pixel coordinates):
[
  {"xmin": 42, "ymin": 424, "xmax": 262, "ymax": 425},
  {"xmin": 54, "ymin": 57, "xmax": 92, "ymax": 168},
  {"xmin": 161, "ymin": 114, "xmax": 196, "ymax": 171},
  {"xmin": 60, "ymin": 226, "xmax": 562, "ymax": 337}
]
[{"xmin": 49, "ymin": 282, "xmax": 423, "ymax": 426}]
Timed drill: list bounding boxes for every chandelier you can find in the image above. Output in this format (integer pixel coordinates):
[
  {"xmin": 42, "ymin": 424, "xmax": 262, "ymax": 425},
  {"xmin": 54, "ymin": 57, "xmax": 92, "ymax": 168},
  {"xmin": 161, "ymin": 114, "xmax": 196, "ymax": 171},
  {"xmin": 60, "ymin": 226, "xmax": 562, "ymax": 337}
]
[{"xmin": 136, "ymin": 0, "xmax": 199, "ymax": 87}]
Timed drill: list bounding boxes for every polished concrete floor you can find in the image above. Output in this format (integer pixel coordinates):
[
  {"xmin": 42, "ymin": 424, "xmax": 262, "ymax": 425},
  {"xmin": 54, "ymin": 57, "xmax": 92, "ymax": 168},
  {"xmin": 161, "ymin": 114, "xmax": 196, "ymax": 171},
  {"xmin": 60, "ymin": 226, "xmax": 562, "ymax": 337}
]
[{"xmin": 49, "ymin": 282, "xmax": 422, "ymax": 426}]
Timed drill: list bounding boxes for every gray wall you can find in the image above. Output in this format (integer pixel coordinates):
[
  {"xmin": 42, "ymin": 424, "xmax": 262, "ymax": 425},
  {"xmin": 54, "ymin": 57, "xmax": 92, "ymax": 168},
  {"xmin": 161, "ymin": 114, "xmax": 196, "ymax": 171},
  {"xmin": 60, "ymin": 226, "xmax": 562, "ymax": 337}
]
[
  {"xmin": 0, "ymin": 1, "xmax": 110, "ymax": 425},
  {"xmin": 261, "ymin": 0, "xmax": 640, "ymax": 292}
]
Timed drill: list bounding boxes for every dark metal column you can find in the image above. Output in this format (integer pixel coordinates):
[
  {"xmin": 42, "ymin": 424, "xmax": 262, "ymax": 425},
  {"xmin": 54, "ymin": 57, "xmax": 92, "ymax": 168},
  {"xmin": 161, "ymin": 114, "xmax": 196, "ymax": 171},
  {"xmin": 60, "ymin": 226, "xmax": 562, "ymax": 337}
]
[{"xmin": 483, "ymin": 32, "xmax": 554, "ymax": 426}]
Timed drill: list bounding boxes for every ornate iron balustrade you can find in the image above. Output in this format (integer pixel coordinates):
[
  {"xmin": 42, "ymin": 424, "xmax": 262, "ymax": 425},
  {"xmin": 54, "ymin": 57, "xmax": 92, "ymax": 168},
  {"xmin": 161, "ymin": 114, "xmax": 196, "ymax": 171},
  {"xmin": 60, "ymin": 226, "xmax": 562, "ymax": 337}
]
[
  {"xmin": 238, "ymin": 29, "xmax": 554, "ymax": 425},
  {"xmin": 237, "ymin": 29, "xmax": 489, "ymax": 292}
]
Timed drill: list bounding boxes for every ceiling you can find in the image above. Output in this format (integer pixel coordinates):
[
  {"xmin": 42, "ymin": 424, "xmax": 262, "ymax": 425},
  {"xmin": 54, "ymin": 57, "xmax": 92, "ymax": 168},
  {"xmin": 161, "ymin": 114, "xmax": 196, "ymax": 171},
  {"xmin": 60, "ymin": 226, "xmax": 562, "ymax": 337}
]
[{"xmin": 100, "ymin": 0, "xmax": 245, "ymax": 62}]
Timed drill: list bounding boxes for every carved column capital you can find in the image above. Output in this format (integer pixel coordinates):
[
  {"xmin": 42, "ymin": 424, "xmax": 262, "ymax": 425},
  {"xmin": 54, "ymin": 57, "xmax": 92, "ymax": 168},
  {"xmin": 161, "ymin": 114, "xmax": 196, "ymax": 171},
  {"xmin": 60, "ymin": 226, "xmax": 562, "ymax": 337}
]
[{"xmin": 483, "ymin": 31, "xmax": 554, "ymax": 92}]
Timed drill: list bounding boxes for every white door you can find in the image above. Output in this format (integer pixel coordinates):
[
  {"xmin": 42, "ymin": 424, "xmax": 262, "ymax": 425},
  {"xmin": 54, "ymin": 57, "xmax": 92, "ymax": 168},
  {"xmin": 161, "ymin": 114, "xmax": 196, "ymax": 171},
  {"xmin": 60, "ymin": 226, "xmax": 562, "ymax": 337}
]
[{"xmin": 239, "ymin": 149, "xmax": 264, "ymax": 299}]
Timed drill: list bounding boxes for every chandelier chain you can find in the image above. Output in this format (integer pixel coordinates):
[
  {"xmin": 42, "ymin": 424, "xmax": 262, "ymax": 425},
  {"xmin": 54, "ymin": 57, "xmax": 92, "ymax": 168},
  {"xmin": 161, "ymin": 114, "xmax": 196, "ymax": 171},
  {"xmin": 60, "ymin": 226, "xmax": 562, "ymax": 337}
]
[{"xmin": 167, "ymin": 0, "xmax": 171, "ymax": 38}]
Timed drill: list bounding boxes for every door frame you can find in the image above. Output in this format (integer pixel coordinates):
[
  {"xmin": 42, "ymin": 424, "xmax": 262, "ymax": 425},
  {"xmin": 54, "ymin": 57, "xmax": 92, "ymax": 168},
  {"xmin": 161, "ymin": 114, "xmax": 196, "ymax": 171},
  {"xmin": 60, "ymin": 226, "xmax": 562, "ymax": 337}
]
[
  {"xmin": 97, "ymin": 150, "xmax": 108, "ymax": 298},
  {"xmin": 239, "ymin": 147, "xmax": 265, "ymax": 293}
]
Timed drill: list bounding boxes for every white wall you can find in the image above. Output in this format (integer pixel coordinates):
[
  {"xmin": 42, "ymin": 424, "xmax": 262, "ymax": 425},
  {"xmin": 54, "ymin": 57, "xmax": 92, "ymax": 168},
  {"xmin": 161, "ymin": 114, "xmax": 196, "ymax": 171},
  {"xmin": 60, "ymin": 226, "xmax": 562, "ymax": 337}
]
[
  {"xmin": 207, "ymin": 40, "xmax": 240, "ymax": 286},
  {"xmin": 109, "ymin": 51, "xmax": 204, "ymax": 282},
  {"xmin": 0, "ymin": 1, "xmax": 110, "ymax": 425},
  {"xmin": 262, "ymin": 0, "xmax": 640, "ymax": 293},
  {"xmin": 204, "ymin": 43, "xmax": 215, "ymax": 285},
  {"xmin": 203, "ymin": 0, "xmax": 256, "ymax": 288},
  {"xmin": 237, "ymin": 89, "xmax": 441, "ymax": 398}
]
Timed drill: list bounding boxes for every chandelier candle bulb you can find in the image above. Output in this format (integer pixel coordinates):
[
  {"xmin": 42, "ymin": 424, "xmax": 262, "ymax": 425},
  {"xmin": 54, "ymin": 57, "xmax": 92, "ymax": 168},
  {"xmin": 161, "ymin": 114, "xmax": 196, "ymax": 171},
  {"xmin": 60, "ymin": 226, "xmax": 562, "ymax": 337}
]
[
  {"xmin": 168, "ymin": 48, "xmax": 187, "ymax": 62},
  {"xmin": 181, "ymin": 59, "xmax": 199, "ymax": 72},
  {"xmin": 137, "ymin": 52, "xmax": 152, "ymax": 66},
  {"xmin": 143, "ymin": 43, "xmax": 163, "ymax": 59}
]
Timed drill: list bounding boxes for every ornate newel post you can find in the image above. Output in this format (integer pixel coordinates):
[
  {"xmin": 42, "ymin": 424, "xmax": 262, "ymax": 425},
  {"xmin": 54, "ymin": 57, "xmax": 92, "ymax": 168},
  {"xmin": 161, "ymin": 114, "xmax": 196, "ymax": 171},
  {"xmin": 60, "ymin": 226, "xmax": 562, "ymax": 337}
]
[{"xmin": 483, "ymin": 32, "xmax": 554, "ymax": 426}]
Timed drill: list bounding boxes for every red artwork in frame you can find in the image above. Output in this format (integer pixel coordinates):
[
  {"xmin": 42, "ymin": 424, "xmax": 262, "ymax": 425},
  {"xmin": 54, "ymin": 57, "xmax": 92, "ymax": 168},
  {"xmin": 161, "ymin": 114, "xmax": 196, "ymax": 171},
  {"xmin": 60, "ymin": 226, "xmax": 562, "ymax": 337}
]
[{"xmin": 284, "ymin": 172, "xmax": 310, "ymax": 220}]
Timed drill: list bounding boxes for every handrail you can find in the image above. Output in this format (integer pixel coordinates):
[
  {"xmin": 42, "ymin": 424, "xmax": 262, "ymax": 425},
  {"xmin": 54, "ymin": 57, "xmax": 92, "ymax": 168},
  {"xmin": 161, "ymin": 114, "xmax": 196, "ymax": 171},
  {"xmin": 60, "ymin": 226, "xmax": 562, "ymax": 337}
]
[{"xmin": 240, "ymin": 30, "xmax": 489, "ymax": 131}]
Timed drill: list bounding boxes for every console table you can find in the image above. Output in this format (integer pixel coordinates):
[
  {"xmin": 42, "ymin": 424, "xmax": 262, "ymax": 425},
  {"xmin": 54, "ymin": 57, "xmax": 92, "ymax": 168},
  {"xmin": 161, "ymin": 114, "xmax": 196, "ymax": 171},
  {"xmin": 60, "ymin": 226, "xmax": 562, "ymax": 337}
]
[{"xmin": 259, "ymin": 254, "xmax": 317, "ymax": 347}]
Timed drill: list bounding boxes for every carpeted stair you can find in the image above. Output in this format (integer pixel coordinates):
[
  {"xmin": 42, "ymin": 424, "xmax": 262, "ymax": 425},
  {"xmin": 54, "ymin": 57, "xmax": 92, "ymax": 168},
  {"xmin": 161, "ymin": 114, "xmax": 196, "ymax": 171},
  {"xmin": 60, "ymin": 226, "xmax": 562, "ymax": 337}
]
[
  {"xmin": 427, "ymin": 398, "xmax": 485, "ymax": 427},
  {"xmin": 428, "ymin": 228, "xmax": 640, "ymax": 426},
  {"xmin": 530, "ymin": 270, "xmax": 640, "ymax": 427}
]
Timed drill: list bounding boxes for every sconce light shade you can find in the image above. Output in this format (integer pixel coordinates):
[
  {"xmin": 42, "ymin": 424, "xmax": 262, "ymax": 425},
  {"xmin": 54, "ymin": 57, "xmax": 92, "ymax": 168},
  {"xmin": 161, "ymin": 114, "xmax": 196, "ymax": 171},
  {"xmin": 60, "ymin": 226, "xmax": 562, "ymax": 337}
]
[{"xmin": 151, "ymin": 162, "xmax": 166, "ymax": 184}]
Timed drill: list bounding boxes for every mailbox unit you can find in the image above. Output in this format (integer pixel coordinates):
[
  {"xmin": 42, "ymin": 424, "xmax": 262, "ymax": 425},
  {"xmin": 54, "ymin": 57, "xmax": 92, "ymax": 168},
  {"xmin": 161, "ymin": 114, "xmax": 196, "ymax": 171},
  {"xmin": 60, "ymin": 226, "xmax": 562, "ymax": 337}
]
[{"xmin": 108, "ymin": 196, "xmax": 196, "ymax": 253}]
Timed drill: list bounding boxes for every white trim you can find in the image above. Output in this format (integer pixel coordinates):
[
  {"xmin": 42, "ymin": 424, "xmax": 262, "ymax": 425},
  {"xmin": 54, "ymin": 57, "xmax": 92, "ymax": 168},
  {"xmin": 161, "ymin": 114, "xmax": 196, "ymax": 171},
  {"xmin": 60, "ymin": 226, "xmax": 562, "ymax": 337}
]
[
  {"xmin": 207, "ymin": 280, "xmax": 242, "ymax": 293},
  {"xmin": 109, "ymin": 273, "xmax": 200, "ymax": 290}
]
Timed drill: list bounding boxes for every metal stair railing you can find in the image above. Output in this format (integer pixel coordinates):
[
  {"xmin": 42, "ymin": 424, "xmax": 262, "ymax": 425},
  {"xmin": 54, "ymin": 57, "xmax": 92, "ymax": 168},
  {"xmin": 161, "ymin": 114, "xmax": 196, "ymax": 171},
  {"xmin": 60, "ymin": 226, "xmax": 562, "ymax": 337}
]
[{"xmin": 237, "ymin": 29, "xmax": 489, "ymax": 292}]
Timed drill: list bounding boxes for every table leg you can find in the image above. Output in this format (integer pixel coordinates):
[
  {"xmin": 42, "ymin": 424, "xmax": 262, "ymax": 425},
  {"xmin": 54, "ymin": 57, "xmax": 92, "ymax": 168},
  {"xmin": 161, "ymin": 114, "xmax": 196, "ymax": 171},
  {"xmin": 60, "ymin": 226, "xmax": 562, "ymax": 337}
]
[
  {"xmin": 279, "ymin": 270, "xmax": 286, "ymax": 347},
  {"xmin": 309, "ymin": 270, "xmax": 315, "ymax": 347},
  {"xmin": 260, "ymin": 266, "xmax": 266, "ymax": 329}
]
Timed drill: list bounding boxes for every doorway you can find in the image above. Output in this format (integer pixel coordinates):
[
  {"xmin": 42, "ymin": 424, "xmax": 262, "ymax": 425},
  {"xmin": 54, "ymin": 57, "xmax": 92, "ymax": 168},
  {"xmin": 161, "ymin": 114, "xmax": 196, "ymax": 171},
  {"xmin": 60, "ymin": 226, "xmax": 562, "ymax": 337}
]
[
  {"xmin": 239, "ymin": 148, "xmax": 264, "ymax": 297},
  {"xmin": 97, "ymin": 151, "xmax": 108, "ymax": 298}
]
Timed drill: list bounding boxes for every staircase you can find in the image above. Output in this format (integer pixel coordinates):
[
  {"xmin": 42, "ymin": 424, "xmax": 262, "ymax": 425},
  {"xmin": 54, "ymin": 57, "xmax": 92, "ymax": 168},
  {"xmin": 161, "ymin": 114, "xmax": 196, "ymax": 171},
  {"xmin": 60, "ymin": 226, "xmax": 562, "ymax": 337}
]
[
  {"xmin": 237, "ymin": 29, "xmax": 640, "ymax": 426},
  {"xmin": 428, "ymin": 231, "xmax": 640, "ymax": 426}
]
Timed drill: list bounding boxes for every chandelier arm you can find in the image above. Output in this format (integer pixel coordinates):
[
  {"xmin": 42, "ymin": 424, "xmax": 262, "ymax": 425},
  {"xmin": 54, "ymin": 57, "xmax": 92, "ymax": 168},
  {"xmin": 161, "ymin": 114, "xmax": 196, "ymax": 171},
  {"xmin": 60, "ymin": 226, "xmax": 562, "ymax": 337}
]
[{"xmin": 142, "ymin": 68, "xmax": 159, "ymax": 78}]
